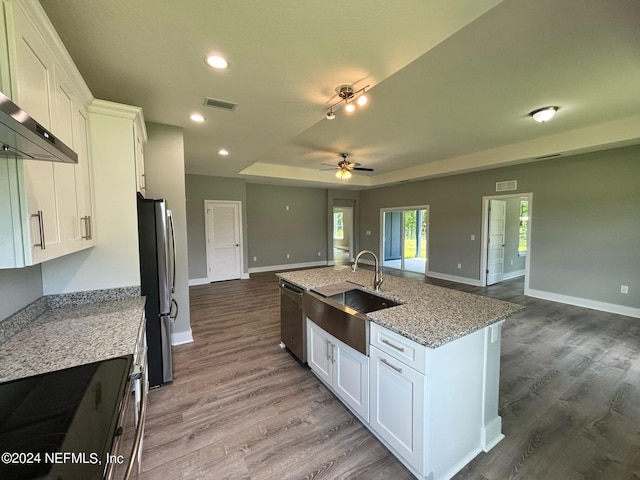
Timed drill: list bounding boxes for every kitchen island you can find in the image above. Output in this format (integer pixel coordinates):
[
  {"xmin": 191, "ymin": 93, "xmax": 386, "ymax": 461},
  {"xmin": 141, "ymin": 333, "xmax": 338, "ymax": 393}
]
[{"xmin": 278, "ymin": 266, "xmax": 523, "ymax": 480}]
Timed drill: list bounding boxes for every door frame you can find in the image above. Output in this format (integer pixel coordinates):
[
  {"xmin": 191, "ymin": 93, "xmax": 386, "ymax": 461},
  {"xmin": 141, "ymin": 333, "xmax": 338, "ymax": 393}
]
[
  {"xmin": 204, "ymin": 200, "xmax": 244, "ymax": 282},
  {"xmin": 480, "ymin": 193, "xmax": 533, "ymax": 292},
  {"xmin": 379, "ymin": 205, "xmax": 429, "ymax": 275}
]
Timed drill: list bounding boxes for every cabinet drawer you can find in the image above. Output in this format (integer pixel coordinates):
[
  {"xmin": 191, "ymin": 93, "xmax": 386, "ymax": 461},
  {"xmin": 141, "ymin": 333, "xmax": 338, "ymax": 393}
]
[{"xmin": 370, "ymin": 323, "xmax": 426, "ymax": 374}]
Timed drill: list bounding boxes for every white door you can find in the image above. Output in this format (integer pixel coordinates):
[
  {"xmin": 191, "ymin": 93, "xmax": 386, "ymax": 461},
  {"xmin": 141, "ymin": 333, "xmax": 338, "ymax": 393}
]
[
  {"xmin": 486, "ymin": 199, "xmax": 506, "ymax": 285},
  {"xmin": 205, "ymin": 200, "xmax": 242, "ymax": 282}
]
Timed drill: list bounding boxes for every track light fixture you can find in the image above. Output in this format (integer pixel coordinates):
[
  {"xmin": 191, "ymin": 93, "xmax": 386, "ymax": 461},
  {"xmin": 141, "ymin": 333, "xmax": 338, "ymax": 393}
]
[{"xmin": 326, "ymin": 84, "xmax": 369, "ymax": 120}]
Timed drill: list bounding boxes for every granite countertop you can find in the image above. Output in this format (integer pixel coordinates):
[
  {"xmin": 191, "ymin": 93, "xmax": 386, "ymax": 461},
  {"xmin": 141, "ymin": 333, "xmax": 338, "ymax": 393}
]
[
  {"xmin": 0, "ymin": 288, "xmax": 145, "ymax": 383},
  {"xmin": 277, "ymin": 266, "xmax": 523, "ymax": 348}
]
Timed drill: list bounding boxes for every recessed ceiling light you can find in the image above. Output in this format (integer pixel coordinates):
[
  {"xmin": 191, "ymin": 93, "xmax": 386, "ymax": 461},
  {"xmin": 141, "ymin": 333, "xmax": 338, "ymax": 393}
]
[
  {"xmin": 530, "ymin": 106, "xmax": 559, "ymax": 123},
  {"xmin": 218, "ymin": 149, "xmax": 229, "ymax": 156},
  {"xmin": 206, "ymin": 55, "xmax": 229, "ymax": 69},
  {"xmin": 190, "ymin": 113, "xmax": 205, "ymax": 122}
]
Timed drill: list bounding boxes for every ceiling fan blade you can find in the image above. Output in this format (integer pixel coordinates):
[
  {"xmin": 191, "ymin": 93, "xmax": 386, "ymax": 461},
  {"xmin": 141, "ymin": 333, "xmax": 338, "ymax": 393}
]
[{"xmin": 353, "ymin": 167, "xmax": 374, "ymax": 172}]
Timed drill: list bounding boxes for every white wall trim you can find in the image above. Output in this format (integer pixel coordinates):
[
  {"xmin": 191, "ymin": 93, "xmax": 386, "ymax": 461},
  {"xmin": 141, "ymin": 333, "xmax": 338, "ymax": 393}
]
[
  {"xmin": 171, "ymin": 328, "xmax": 194, "ymax": 345},
  {"xmin": 426, "ymin": 270, "xmax": 484, "ymax": 287},
  {"xmin": 188, "ymin": 277, "xmax": 209, "ymax": 286},
  {"xmin": 527, "ymin": 288, "xmax": 640, "ymax": 318},
  {"xmin": 249, "ymin": 260, "xmax": 327, "ymax": 274},
  {"xmin": 503, "ymin": 270, "xmax": 525, "ymax": 281}
]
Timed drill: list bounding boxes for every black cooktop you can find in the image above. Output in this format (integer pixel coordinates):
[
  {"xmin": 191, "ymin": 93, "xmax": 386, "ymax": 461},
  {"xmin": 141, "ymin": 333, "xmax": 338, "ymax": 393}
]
[{"xmin": 0, "ymin": 356, "xmax": 132, "ymax": 480}]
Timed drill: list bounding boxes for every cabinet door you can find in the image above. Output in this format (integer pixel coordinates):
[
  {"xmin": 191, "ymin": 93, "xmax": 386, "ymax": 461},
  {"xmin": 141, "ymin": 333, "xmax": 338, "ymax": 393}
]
[
  {"xmin": 306, "ymin": 319, "xmax": 333, "ymax": 386},
  {"xmin": 53, "ymin": 69, "xmax": 81, "ymax": 251},
  {"xmin": 72, "ymin": 102, "xmax": 95, "ymax": 247},
  {"xmin": 334, "ymin": 343, "xmax": 369, "ymax": 421},
  {"xmin": 370, "ymin": 345, "xmax": 425, "ymax": 474},
  {"xmin": 134, "ymin": 124, "xmax": 145, "ymax": 194}
]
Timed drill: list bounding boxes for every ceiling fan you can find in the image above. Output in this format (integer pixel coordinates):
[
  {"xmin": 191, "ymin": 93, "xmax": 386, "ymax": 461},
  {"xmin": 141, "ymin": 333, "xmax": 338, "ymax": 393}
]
[{"xmin": 322, "ymin": 153, "xmax": 374, "ymax": 180}]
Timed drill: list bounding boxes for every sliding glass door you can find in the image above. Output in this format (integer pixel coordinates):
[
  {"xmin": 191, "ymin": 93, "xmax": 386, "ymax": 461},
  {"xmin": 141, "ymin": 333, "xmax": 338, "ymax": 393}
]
[{"xmin": 381, "ymin": 207, "xmax": 428, "ymax": 274}]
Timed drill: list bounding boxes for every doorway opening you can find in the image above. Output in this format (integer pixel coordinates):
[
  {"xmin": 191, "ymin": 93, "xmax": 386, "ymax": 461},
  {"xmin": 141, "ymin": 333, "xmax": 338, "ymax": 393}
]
[
  {"xmin": 380, "ymin": 206, "xmax": 429, "ymax": 274},
  {"xmin": 480, "ymin": 193, "xmax": 532, "ymax": 291},
  {"xmin": 333, "ymin": 206, "xmax": 353, "ymax": 266}
]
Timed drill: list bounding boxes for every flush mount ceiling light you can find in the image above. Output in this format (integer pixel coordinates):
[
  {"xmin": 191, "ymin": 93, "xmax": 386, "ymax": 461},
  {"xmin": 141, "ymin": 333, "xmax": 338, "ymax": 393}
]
[
  {"xmin": 205, "ymin": 55, "xmax": 229, "ymax": 69},
  {"xmin": 190, "ymin": 113, "xmax": 205, "ymax": 122},
  {"xmin": 218, "ymin": 149, "xmax": 229, "ymax": 156},
  {"xmin": 326, "ymin": 84, "xmax": 369, "ymax": 120},
  {"xmin": 530, "ymin": 106, "xmax": 559, "ymax": 123}
]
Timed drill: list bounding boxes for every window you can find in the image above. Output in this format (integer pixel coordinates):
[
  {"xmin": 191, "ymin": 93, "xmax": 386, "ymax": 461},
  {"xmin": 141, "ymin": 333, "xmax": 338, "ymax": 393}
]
[
  {"xmin": 333, "ymin": 212, "xmax": 344, "ymax": 239},
  {"xmin": 518, "ymin": 200, "xmax": 528, "ymax": 257}
]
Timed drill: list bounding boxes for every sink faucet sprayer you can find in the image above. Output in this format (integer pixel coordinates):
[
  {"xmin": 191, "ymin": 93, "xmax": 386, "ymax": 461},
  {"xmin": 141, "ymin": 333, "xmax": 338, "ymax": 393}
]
[{"xmin": 352, "ymin": 250, "xmax": 383, "ymax": 292}]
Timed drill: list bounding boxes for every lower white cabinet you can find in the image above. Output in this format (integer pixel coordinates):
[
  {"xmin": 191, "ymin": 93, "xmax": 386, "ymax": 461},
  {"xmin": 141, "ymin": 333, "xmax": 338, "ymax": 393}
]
[
  {"xmin": 306, "ymin": 319, "xmax": 369, "ymax": 421},
  {"xmin": 369, "ymin": 344, "xmax": 425, "ymax": 474}
]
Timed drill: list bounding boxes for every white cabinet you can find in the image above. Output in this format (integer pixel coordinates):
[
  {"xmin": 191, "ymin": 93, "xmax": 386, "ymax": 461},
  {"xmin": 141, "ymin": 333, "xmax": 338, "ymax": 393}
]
[
  {"xmin": 0, "ymin": 0, "xmax": 95, "ymax": 268},
  {"xmin": 368, "ymin": 322, "xmax": 504, "ymax": 480},
  {"xmin": 134, "ymin": 124, "xmax": 146, "ymax": 194},
  {"xmin": 370, "ymin": 344, "xmax": 425, "ymax": 474},
  {"xmin": 306, "ymin": 319, "xmax": 369, "ymax": 421}
]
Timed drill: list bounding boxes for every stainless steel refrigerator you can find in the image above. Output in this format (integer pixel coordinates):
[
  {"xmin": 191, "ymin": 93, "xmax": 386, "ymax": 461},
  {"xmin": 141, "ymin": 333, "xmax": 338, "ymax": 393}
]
[{"xmin": 137, "ymin": 193, "xmax": 178, "ymax": 387}]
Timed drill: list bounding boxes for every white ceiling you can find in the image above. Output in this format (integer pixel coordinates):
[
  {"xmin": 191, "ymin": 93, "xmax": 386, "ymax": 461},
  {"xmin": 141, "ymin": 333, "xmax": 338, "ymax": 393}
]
[{"xmin": 40, "ymin": 0, "xmax": 640, "ymax": 189}]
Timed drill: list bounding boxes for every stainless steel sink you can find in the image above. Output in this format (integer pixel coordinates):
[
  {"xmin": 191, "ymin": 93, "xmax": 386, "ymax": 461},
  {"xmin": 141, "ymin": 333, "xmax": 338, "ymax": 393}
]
[
  {"xmin": 328, "ymin": 288, "xmax": 400, "ymax": 313},
  {"xmin": 303, "ymin": 287, "xmax": 400, "ymax": 356}
]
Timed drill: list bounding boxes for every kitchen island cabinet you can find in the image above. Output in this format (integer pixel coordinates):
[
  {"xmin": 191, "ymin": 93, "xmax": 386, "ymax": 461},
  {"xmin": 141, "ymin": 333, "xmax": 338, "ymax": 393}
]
[
  {"xmin": 307, "ymin": 318, "xmax": 369, "ymax": 421},
  {"xmin": 278, "ymin": 266, "xmax": 522, "ymax": 480}
]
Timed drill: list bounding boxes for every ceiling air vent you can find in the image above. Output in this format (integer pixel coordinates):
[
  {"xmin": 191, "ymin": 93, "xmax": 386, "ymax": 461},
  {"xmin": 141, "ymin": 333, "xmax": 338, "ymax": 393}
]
[
  {"xmin": 496, "ymin": 180, "xmax": 517, "ymax": 192},
  {"xmin": 203, "ymin": 97, "xmax": 237, "ymax": 111}
]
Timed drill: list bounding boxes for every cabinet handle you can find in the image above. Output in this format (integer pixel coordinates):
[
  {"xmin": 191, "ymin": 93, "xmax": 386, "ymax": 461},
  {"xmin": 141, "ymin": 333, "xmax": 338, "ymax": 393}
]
[
  {"xmin": 381, "ymin": 358, "xmax": 403, "ymax": 374},
  {"xmin": 81, "ymin": 216, "xmax": 92, "ymax": 240},
  {"xmin": 31, "ymin": 211, "xmax": 45, "ymax": 250},
  {"xmin": 87, "ymin": 215, "xmax": 92, "ymax": 240},
  {"xmin": 327, "ymin": 342, "xmax": 333, "ymax": 363},
  {"xmin": 382, "ymin": 338, "xmax": 405, "ymax": 352}
]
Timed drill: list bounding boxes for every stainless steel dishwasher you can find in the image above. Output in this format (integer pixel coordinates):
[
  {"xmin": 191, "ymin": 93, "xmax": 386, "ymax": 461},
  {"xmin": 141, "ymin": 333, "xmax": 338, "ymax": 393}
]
[{"xmin": 280, "ymin": 280, "xmax": 306, "ymax": 362}]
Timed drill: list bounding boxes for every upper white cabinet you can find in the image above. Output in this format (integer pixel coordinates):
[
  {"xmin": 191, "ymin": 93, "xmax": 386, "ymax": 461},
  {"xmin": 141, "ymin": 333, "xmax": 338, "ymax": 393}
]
[{"xmin": 0, "ymin": 0, "xmax": 95, "ymax": 268}]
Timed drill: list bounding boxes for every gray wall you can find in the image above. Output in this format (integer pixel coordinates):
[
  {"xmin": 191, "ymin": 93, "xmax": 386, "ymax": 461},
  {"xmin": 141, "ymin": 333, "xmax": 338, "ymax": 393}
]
[
  {"xmin": 0, "ymin": 266, "xmax": 42, "ymax": 320},
  {"xmin": 358, "ymin": 144, "xmax": 640, "ymax": 308},
  {"xmin": 247, "ymin": 184, "xmax": 327, "ymax": 268},
  {"xmin": 144, "ymin": 122, "xmax": 191, "ymax": 338},
  {"xmin": 185, "ymin": 174, "xmax": 248, "ymax": 279}
]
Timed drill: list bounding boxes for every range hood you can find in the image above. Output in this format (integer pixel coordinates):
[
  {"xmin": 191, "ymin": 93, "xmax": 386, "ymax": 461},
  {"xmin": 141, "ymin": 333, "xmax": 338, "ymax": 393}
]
[{"xmin": 0, "ymin": 92, "xmax": 77, "ymax": 164}]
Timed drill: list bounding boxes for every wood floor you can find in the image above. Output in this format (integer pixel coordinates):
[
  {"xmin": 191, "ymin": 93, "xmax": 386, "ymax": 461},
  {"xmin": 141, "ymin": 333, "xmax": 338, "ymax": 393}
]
[{"xmin": 139, "ymin": 271, "xmax": 640, "ymax": 480}]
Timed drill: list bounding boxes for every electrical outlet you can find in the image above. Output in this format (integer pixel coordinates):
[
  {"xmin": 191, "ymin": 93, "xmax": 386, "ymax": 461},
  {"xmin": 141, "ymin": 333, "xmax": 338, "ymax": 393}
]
[
  {"xmin": 621, "ymin": 285, "xmax": 629, "ymax": 294},
  {"xmin": 366, "ymin": 230, "xmax": 371, "ymax": 235},
  {"xmin": 286, "ymin": 253, "xmax": 290, "ymax": 259},
  {"xmin": 510, "ymin": 259, "xmax": 514, "ymax": 266},
  {"xmin": 253, "ymin": 256, "xmax": 257, "ymax": 262},
  {"xmin": 317, "ymin": 251, "xmax": 321, "ymax": 257},
  {"xmin": 457, "ymin": 263, "xmax": 462, "ymax": 269},
  {"xmin": 285, "ymin": 205, "xmax": 290, "ymax": 211},
  {"xmin": 471, "ymin": 234, "xmax": 475, "ymax": 240}
]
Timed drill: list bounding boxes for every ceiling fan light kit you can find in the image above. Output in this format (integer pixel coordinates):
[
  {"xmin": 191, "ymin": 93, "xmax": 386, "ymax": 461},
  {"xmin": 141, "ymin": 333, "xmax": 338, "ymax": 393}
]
[{"xmin": 326, "ymin": 84, "xmax": 369, "ymax": 119}]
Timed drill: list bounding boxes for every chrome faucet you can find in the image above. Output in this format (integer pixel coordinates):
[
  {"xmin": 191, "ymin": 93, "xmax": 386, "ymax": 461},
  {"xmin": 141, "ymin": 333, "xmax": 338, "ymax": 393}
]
[{"xmin": 352, "ymin": 250, "xmax": 384, "ymax": 292}]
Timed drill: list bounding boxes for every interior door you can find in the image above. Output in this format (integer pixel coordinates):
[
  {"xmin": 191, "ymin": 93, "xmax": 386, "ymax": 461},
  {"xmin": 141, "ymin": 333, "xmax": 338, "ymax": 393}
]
[
  {"xmin": 486, "ymin": 199, "xmax": 506, "ymax": 285},
  {"xmin": 205, "ymin": 201, "xmax": 242, "ymax": 282}
]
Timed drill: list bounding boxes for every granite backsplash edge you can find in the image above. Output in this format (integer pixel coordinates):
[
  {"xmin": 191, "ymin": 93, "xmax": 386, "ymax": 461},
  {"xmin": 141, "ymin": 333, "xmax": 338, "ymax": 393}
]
[{"xmin": 0, "ymin": 286, "xmax": 141, "ymax": 344}]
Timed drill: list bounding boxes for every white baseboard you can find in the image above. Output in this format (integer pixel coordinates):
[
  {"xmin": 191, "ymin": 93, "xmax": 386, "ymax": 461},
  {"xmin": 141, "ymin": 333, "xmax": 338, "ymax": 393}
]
[
  {"xmin": 248, "ymin": 260, "xmax": 328, "ymax": 274},
  {"xmin": 171, "ymin": 328, "xmax": 194, "ymax": 345},
  {"xmin": 188, "ymin": 277, "xmax": 209, "ymax": 286},
  {"xmin": 503, "ymin": 270, "xmax": 525, "ymax": 281},
  {"xmin": 241, "ymin": 272, "xmax": 250, "ymax": 279},
  {"xmin": 426, "ymin": 271, "xmax": 483, "ymax": 287},
  {"xmin": 527, "ymin": 287, "xmax": 640, "ymax": 318}
]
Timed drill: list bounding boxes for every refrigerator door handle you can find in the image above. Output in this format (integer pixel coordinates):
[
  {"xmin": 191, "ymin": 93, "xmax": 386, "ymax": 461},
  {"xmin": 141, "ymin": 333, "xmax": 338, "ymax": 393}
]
[
  {"xmin": 168, "ymin": 210, "xmax": 176, "ymax": 294},
  {"xmin": 169, "ymin": 298, "xmax": 179, "ymax": 323}
]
